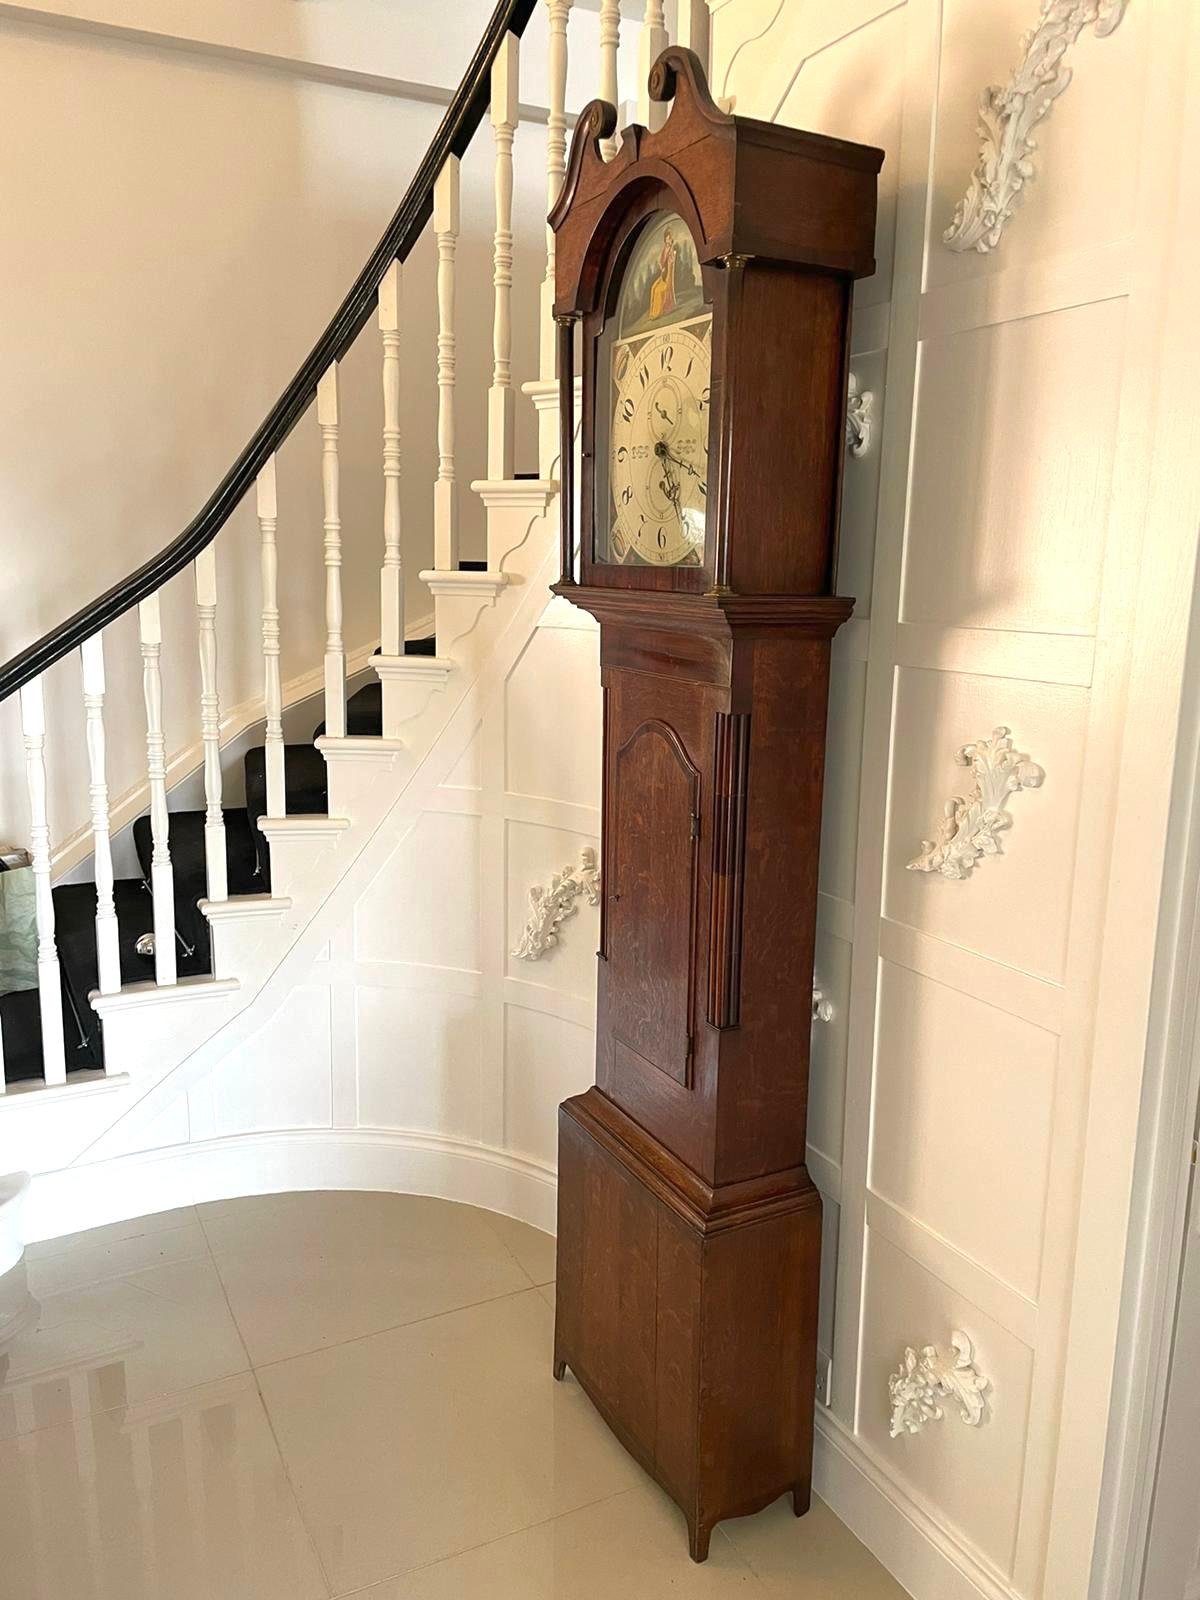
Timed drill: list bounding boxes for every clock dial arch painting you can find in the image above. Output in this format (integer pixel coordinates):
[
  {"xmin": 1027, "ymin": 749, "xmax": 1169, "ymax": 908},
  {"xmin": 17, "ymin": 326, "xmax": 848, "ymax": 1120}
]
[{"xmin": 593, "ymin": 208, "xmax": 713, "ymax": 571}]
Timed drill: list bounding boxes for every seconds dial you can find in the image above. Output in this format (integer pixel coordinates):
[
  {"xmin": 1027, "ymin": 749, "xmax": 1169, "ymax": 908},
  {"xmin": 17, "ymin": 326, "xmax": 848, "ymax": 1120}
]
[{"xmin": 609, "ymin": 325, "xmax": 710, "ymax": 566}]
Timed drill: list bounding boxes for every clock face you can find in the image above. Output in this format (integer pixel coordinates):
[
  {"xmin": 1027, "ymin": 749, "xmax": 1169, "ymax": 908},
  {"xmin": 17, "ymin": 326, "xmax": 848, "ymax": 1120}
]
[{"xmin": 594, "ymin": 212, "xmax": 711, "ymax": 570}]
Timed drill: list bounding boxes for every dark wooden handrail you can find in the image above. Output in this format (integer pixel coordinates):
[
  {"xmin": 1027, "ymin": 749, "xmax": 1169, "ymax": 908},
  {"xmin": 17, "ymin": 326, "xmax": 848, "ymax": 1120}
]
[{"xmin": 0, "ymin": 0, "xmax": 539, "ymax": 704}]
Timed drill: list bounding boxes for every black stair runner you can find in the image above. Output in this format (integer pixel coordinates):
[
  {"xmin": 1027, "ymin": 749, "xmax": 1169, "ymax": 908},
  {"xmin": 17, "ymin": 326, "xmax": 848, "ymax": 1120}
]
[{"xmin": 0, "ymin": 602, "xmax": 491, "ymax": 1082}]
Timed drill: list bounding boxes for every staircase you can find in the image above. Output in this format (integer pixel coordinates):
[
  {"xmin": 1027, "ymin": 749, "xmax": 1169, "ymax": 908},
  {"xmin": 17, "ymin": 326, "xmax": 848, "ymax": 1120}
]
[
  {"xmin": 0, "ymin": 632, "xmax": 463, "ymax": 1085},
  {"xmin": 0, "ymin": 1, "xmax": 712, "ymax": 1254}
]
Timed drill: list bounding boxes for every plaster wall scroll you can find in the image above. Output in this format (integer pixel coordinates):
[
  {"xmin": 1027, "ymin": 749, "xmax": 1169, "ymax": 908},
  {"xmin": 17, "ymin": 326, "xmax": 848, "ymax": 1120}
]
[
  {"xmin": 513, "ymin": 848, "xmax": 600, "ymax": 960},
  {"xmin": 944, "ymin": 0, "xmax": 1131, "ymax": 254},
  {"xmin": 889, "ymin": 1330, "xmax": 990, "ymax": 1439},
  {"xmin": 845, "ymin": 371, "xmax": 874, "ymax": 459},
  {"xmin": 908, "ymin": 726, "xmax": 1044, "ymax": 881}
]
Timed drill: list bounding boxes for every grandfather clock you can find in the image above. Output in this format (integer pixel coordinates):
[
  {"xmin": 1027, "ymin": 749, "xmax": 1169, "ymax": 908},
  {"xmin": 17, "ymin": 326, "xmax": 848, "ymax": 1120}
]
[{"xmin": 549, "ymin": 49, "xmax": 882, "ymax": 1561}]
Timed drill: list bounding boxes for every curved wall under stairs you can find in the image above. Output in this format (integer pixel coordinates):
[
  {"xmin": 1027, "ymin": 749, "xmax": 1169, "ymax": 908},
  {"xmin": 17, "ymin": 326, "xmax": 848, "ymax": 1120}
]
[{"xmin": 5, "ymin": 482, "xmax": 600, "ymax": 1246}]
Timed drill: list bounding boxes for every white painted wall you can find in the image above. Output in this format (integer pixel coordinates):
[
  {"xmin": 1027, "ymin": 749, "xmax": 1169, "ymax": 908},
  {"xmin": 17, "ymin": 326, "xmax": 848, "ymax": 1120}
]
[{"xmin": 0, "ymin": 0, "xmax": 638, "ymax": 870}]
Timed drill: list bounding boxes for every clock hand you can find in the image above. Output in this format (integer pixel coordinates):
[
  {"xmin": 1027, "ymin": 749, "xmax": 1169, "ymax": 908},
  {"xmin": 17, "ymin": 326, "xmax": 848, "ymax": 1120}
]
[{"xmin": 658, "ymin": 443, "xmax": 706, "ymax": 488}]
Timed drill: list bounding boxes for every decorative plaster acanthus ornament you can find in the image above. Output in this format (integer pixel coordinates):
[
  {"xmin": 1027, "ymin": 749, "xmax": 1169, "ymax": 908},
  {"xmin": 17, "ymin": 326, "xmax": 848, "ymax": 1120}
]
[
  {"xmin": 512, "ymin": 848, "xmax": 600, "ymax": 960},
  {"xmin": 908, "ymin": 726, "xmax": 1044, "ymax": 881},
  {"xmin": 845, "ymin": 371, "xmax": 873, "ymax": 458},
  {"xmin": 889, "ymin": 1330, "xmax": 990, "ymax": 1439},
  {"xmin": 943, "ymin": 0, "xmax": 1130, "ymax": 254}
]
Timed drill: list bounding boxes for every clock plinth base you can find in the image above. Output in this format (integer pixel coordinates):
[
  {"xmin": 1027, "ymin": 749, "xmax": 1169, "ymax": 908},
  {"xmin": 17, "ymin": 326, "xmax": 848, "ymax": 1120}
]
[{"xmin": 553, "ymin": 1087, "xmax": 821, "ymax": 1563}]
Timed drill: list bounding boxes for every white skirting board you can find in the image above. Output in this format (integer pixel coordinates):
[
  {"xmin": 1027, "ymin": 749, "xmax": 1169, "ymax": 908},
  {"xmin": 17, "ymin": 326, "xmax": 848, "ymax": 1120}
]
[
  {"xmin": 19, "ymin": 1129, "xmax": 557, "ymax": 1245},
  {"xmin": 814, "ymin": 1413, "xmax": 1022, "ymax": 1600}
]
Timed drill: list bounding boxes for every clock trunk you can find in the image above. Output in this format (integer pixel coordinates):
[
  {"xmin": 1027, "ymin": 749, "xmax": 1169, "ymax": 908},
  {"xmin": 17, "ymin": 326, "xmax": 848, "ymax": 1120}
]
[{"xmin": 547, "ymin": 46, "xmax": 882, "ymax": 1563}]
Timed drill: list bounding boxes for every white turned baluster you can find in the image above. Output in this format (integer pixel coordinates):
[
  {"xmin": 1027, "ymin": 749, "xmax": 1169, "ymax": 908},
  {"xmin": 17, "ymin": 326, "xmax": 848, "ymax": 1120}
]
[
  {"xmin": 257, "ymin": 457, "xmax": 286, "ymax": 817},
  {"xmin": 378, "ymin": 262, "xmax": 405, "ymax": 655},
  {"xmin": 193, "ymin": 547, "xmax": 227, "ymax": 902},
  {"xmin": 80, "ymin": 635, "xmax": 121, "ymax": 992},
  {"xmin": 541, "ymin": 0, "xmax": 573, "ymax": 380},
  {"xmin": 19, "ymin": 679, "xmax": 66, "ymax": 1083},
  {"xmin": 489, "ymin": 34, "xmax": 520, "ymax": 481},
  {"xmin": 599, "ymin": 0, "xmax": 621, "ymax": 159},
  {"xmin": 676, "ymin": 0, "xmax": 710, "ymax": 65},
  {"xmin": 318, "ymin": 363, "xmax": 346, "ymax": 737},
  {"xmin": 638, "ymin": 2, "xmax": 668, "ymax": 130},
  {"xmin": 434, "ymin": 156, "xmax": 460, "ymax": 571},
  {"xmin": 138, "ymin": 593, "xmax": 177, "ymax": 987}
]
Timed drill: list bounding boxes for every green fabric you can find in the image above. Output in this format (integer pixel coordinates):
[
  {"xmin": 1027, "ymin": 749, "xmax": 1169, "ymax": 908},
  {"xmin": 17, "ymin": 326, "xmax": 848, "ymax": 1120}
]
[{"xmin": 0, "ymin": 868, "xmax": 38, "ymax": 993}]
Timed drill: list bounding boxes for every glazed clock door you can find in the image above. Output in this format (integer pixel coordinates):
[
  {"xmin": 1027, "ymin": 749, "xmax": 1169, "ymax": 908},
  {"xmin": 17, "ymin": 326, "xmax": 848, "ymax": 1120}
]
[
  {"xmin": 590, "ymin": 209, "xmax": 712, "ymax": 579},
  {"xmin": 605, "ymin": 686, "xmax": 702, "ymax": 1089}
]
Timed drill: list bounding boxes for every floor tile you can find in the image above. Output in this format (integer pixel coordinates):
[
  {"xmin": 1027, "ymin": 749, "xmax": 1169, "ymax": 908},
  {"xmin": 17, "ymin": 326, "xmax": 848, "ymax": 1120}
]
[
  {"xmin": 482, "ymin": 1211, "xmax": 557, "ymax": 1286},
  {"xmin": 24, "ymin": 1206, "xmax": 199, "ymax": 1263},
  {"xmin": 205, "ymin": 1193, "xmax": 530, "ymax": 1365},
  {"xmin": 0, "ymin": 1372, "xmax": 328, "ymax": 1599},
  {"xmin": 536, "ymin": 1281, "xmax": 555, "ymax": 1311},
  {"xmin": 344, "ymin": 1484, "xmax": 760, "ymax": 1598},
  {"xmin": 0, "ymin": 1257, "xmax": 250, "ymax": 1442},
  {"xmin": 720, "ymin": 1494, "xmax": 911, "ymax": 1598},
  {"xmin": 257, "ymin": 1288, "xmax": 645, "ymax": 1594},
  {"xmin": 25, "ymin": 1220, "xmax": 210, "ymax": 1300}
]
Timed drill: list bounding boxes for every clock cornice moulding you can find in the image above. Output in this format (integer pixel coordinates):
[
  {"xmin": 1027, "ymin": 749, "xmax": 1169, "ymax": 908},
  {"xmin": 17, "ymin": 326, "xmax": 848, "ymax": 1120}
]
[{"xmin": 944, "ymin": 0, "xmax": 1131, "ymax": 255}]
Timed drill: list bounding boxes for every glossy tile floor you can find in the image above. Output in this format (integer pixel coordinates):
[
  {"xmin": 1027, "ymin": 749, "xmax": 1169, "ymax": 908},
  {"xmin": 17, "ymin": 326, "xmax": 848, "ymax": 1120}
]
[{"xmin": 0, "ymin": 1191, "xmax": 910, "ymax": 1598}]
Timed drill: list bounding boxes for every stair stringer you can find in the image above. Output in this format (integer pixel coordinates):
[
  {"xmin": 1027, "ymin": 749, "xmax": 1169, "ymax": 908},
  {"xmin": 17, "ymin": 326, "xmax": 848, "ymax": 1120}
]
[{"xmin": 13, "ymin": 509, "xmax": 584, "ymax": 1244}]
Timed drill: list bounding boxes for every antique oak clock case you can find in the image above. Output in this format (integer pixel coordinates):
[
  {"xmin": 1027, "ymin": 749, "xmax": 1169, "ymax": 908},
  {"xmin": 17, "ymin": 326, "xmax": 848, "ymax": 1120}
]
[{"xmin": 548, "ymin": 50, "xmax": 881, "ymax": 1562}]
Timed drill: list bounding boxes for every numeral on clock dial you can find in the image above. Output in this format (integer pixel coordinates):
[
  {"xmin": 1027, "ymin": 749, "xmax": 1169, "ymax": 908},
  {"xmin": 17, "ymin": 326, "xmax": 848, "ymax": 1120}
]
[{"xmin": 609, "ymin": 320, "xmax": 711, "ymax": 567}]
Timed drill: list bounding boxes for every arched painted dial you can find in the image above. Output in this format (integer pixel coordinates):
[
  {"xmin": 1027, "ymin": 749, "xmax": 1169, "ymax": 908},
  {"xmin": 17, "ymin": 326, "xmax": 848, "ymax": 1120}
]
[{"xmin": 609, "ymin": 325, "xmax": 710, "ymax": 566}]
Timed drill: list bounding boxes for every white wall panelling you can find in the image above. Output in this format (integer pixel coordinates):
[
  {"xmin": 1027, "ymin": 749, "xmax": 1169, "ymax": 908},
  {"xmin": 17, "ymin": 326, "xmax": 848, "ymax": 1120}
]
[{"xmin": 710, "ymin": 0, "xmax": 1200, "ymax": 1596}]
